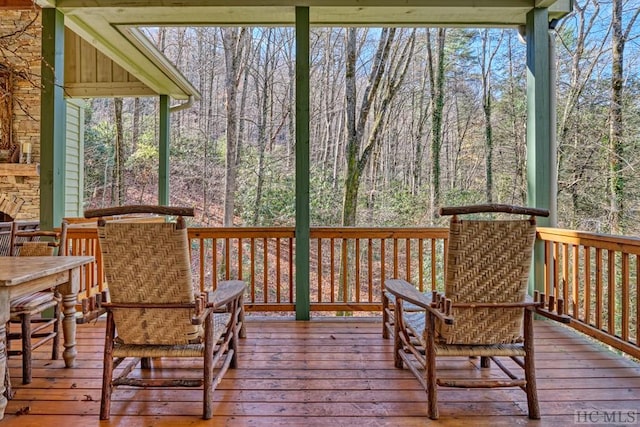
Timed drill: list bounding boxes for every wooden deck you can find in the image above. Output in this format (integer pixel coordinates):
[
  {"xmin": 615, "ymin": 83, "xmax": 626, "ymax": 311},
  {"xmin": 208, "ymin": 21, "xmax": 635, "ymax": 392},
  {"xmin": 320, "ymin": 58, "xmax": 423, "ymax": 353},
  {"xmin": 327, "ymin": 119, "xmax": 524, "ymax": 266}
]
[{"xmin": 3, "ymin": 317, "xmax": 640, "ymax": 426}]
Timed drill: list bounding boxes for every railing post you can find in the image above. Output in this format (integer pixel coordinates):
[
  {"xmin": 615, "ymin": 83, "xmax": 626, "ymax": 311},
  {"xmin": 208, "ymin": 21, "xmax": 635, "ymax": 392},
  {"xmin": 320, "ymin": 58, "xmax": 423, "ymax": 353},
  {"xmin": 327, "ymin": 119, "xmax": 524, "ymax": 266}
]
[
  {"xmin": 526, "ymin": 7, "xmax": 553, "ymax": 294},
  {"xmin": 295, "ymin": 6, "xmax": 310, "ymax": 320}
]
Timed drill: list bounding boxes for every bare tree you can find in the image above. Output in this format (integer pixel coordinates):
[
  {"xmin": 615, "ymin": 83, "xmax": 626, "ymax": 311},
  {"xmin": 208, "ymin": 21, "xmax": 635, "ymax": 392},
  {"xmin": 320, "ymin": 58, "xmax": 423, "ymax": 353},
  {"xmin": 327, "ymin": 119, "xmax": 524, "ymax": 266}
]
[
  {"xmin": 608, "ymin": 0, "xmax": 639, "ymax": 233},
  {"xmin": 426, "ymin": 28, "xmax": 446, "ymax": 219},
  {"xmin": 342, "ymin": 28, "xmax": 416, "ymax": 226},
  {"xmin": 221, "ymin": 27, "xmax": 248, "ymax": 226}
]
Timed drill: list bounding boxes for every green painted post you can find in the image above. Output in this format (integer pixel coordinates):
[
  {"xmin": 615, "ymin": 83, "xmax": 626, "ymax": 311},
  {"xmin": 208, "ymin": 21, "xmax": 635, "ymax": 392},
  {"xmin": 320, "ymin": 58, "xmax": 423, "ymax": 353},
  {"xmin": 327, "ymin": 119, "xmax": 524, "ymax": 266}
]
[
  {"xmin": 40, "ymin": 9, "xmax": 66, "ymax": 230},
  {"xmin": 295, "ymin": 7, "xmax": 310, "ymax": 320},
  {"xmin": 526, "ymin": 8, "xmax": 552, "ymax": 293},
  {"xmin": 159, "ymin": 95, "xmax": 170, "ymax": 206}
]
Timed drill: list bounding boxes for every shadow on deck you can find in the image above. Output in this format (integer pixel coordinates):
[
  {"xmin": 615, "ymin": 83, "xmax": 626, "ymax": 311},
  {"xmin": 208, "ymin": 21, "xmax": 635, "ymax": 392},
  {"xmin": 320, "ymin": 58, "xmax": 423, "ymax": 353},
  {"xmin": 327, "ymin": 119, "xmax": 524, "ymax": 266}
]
[{"xmin": 3, "ymin": 317, "xmax": 640, "ymax": 426}]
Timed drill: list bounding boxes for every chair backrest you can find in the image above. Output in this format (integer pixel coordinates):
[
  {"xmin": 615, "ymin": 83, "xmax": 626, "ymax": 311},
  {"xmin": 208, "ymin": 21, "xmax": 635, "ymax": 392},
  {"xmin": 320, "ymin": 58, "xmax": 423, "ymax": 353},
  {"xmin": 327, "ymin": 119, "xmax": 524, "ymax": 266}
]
[
  {"xmin": 9, "ymin": 222, "xmax": 67, "ymax": 257},
  {"xmin": 86, "ymin": 205, "xmax": 197, "ymax": 346},
  {"xmin": 438, "ymin": 204, "xmax": 546, "ymax": 345},
  {"xmin": 0, "ymin": 221, "xmax": 14, "ymax": 256}
]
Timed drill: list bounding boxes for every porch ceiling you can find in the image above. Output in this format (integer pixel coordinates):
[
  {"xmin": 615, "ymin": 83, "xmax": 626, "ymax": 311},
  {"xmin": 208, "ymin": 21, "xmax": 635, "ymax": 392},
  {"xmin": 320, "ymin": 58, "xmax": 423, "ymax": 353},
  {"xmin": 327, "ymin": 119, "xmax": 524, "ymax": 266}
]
[{"xmin": 39, "ymin": 0, "xmax": 571, "ymax": 100}]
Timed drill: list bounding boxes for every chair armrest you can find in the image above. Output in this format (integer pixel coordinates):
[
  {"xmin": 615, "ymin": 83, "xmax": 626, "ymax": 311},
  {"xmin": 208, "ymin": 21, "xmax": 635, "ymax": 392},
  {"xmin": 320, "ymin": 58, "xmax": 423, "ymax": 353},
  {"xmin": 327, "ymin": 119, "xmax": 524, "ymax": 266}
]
[
  {"xmin": 530, "ymin": 292, "xmax": 572, "ymax": 324},
  {"xmin": 191, "ymin": 307, "xmax": 213, "ymax": 325},
  {"xmin": 385, "ymin": 279, "xmax": 453, "ymax": 325},
  {"xmin": 207, "ymin": 280, "xmax": 246, "ymax": 309},
  {"xmin": 384, "ymin": 279, "xmax": 431, "ymax": 308}
]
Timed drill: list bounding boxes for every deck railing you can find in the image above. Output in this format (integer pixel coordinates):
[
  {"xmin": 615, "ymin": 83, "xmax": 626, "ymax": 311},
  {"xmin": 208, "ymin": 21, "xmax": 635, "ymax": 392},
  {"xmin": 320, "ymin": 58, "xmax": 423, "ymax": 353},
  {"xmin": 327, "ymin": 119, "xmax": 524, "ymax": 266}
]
[
  {"xmin": 188, "ymin": 227, "xmax": 449, "ymax": 313},
  {"xmin": 537, "ymin": 227, "xmax": 640, "ymax": 359},
  {"xmin": 62, "ymin": 224, "xmax": 639, "ymax": 359}
]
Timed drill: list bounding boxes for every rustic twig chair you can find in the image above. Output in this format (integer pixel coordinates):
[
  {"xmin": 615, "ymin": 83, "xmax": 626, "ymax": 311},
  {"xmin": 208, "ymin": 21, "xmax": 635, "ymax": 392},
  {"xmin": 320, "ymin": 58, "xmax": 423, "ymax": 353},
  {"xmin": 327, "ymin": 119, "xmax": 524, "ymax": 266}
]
[
  {"xmin": 384, "ymin": 204, "xmax": 549, "ymax": 420},
  {"xmin": 7, "ymin": 224, "xmax": 66, "ymax": 385},
  {"xmin": 84, "ymin": 205, "xmax": 244, "ymax": 420}
]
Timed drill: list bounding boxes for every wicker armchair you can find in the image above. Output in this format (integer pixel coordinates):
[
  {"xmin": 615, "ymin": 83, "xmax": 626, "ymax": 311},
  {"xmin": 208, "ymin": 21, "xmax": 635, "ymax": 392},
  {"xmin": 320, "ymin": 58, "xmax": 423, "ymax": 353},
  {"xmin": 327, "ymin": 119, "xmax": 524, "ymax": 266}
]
[
  {"xmin": 84, "ymin": 205, "xmax": 244, "ymax": 420},
  {"xmin": 384, "ymin": 204, "xmax": 549, "ymax": 420},
  {"xmin": 7, "ymin": 224, "xmax": 66, "ymax": 385}
]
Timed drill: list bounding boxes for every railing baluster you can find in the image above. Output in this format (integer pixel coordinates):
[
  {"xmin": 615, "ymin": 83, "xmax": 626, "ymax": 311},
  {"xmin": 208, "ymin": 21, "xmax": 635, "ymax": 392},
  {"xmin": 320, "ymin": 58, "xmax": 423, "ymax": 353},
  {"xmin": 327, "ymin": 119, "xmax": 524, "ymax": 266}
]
[
  {"xmin": 418, "ymin": 238, "xmax": 424, "ymax": 292},
  {"xmin": 608, "ymin": 249, "xmax": 616, "ymax": 335},
  {"xmin": 238, "ymin": 237, "xmax": 243, "ymax": 281},
  {"xmin": 276, "ymin": 237, "xmax": 281, "ymax": 303},
  {"xmin": 212, "ymin": 238, "xmax": 218, "ymax": 290},
  {"xmin": 572, "ymin": 244, "xmax": 579, "ymax": 319},
  {"xmin": 368, "ymin": 238, "xmax": 373, "ymax": 303},
  {"xmin": 431, "ymin": 238, "xmax": 437, "ymax": 291},
  {"xmin": 393, "ymin": 238, "xmax": 399, "ymax": 279},
  {"xmin": 317, "ymin": 238, "xmax": 322, "ymax": 303},
  {"xmin": 224, "ymin": 237, "xmax": 231, "ymax": 280},
  {"xmin": 330, "ymin": 238, "xmax": 335, "ymax": 303},
  {"xmin": 380, "ymin": 238, "xmax": 386, "ymax": 291},
  {"xmin": 595, "ymin": 248, "xmax": 603, "ymax": 330},
  {"xmin": 289, "ymin": 237, "xmax": 294, "ymax": 303},
  {"xmin": 250, "ymin": 238, "xmax": 255, "ymax": 303},
  {"xmin": 263, "ymin": 238, "xmax": 268, "ymax": 303},
  {"xmin": 198, "ymin": 238, "xmax": 205, "ymax": 292},
  {"xmin": 622, "ymin": 252, "xmax": 629, "ymax": 341},
  {"xmin": 544, "ymin": 240, "xmax": 552, "ymax": 297},
  {"xmin": 636, "ymin": 255, "xmax": 639, "ymax": 346},
  {"xmin": 563, "ymin": 243, "xmax": 569, "ymax": 309},
  {"xmin": 355, "ymin": 238, "xmax": 360, "ymax": 303},
  {"xmin": 585, "ymin": 246, "xmax": 591, "ymax": 326},
  {"xmin": 341, "ymin": 238, "xmax": 348, "ymax": 303},
  {"xmin": 553, "ymin": 241, "xmax": 560, "ymax": 301},
  {"xmin": 405, "ymin": 238, "xmax": 411, "ymax": 283}
]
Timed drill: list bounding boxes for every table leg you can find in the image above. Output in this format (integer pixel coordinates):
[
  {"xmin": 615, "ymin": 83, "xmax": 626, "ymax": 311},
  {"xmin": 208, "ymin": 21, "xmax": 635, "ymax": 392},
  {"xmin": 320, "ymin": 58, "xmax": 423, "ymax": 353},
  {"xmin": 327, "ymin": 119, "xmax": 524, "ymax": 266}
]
[
  {"xmin": 61, "ymin": 292, "xmax": 78, "ymax": 368},
  {"xmin": 60, "ymin": 267, "xmax": 80, "ymax": 368}
]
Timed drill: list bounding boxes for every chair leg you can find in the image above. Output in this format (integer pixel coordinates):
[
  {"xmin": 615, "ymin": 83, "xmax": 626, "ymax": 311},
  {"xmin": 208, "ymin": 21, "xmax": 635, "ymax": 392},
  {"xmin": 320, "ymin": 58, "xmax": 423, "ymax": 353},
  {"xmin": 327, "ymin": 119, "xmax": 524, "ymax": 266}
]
[
  {"xmin": 425, "ymin": 312, "xmax": 438, "ymax": 420},
  {"xmin": 141, "ymin": 357, "xmax": 151, "ymax": 369},
  {"xmin": 100, "ymin": 313, "xmax": 116, "ymax": 420},
  {"xmin": 382, "ymin": 292, "xmax": 389, "ymax": 339},
  {"xmin": 203, "ymin": 312, "xmax": 214, "ymax": 420},
  {"xmin": 524, "ymin": 310, "xmax": 540, "ymax": 419},
  {"xmin": 393, "ymin": 299, "xmax": 403, "ymax": 369},
  {"xmin": 51, "ymin": 302, "xmax": 61, "ymax": 360},
  {"xmin": 21, "ymin": 314, "xmax": 32, "ymax": 385},
  {"xmin": 480, "ymin": 356, "xmax": 491, "ymax": 368}
]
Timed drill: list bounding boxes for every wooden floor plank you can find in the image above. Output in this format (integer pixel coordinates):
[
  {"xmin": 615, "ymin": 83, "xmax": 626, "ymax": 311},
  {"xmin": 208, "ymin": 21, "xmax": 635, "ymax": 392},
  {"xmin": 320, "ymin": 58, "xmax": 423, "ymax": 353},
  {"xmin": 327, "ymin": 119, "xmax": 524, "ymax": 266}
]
[{"xmin": 2, "ymin": 317, "xmax": 639, "ymax": 426}]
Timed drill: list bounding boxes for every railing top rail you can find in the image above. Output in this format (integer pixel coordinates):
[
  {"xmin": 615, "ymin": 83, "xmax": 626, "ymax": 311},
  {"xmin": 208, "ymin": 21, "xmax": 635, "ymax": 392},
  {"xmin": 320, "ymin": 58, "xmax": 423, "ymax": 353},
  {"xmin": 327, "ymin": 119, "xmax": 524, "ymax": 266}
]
[
  {"xmin": 537, "ymin": 227, "xmax": 640, "ymax": 254},
  {"xmin": 311, "ymin": 227, "xmax": 449, "ymax": 238}
]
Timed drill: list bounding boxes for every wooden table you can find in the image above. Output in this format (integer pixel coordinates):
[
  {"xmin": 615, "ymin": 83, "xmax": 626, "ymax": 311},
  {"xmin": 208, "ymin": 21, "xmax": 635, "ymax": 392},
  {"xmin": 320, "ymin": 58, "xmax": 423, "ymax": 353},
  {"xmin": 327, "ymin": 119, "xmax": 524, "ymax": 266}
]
[{"xmin": 0, "ymin": 255, "xmax": 94, "ymax": 419}]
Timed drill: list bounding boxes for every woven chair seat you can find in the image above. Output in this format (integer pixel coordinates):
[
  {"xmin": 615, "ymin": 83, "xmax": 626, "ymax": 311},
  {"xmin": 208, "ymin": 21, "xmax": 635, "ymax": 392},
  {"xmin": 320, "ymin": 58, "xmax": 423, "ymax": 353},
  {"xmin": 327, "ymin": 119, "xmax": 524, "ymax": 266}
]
[
  {"xmin": 403, "ymin": 312, "xmax": 526, "ymax": 357},
  {"xmin": 113, "ymin": 313, "xmax": 231, "ymax": 358},
  {"xmin": 384, "ymin": 292, "xmax": 425, "ymax": 312}
]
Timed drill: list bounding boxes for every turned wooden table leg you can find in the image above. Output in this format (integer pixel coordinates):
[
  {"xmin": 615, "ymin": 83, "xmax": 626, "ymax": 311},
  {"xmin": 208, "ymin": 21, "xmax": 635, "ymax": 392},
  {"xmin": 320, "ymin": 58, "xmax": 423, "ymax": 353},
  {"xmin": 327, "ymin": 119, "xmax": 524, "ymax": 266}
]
[
  {"xmin": 60, "ymin": 267, "xmax": 81, "ymax": 368},
  {"xmin": 61, "ymin": 292, "xmax": 78, "ymax": 368}
]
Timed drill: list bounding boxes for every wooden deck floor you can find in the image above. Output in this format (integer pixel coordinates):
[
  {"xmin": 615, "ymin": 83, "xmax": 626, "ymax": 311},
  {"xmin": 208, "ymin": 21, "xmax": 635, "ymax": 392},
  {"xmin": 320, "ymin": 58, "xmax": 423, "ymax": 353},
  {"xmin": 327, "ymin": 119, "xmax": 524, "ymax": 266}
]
[{"xmin": 2, "ymin": 317, "xmax": 640, "ymax": 426}]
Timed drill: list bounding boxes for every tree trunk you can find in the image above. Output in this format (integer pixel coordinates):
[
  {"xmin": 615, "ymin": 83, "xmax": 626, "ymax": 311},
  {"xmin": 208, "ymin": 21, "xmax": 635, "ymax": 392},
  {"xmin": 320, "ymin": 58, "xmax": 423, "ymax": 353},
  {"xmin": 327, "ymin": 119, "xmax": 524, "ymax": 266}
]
[
  {"xmin": 113, "ymin": 97, "xmax": 125, "ymax": 205},
  {"xmin": 427, "ymin": 29, "xmax": 446, "ymax": 219},
  {"xmin": 222, "ymin": 28, "xmax": 246, "ymax": 226},
  {"xmin": 608, "ymin": 0, "xmax": 639, "ymax": 233},
  {"xmin": 253, "ymin": 29, "xmax": 273, "ymax": 225}
]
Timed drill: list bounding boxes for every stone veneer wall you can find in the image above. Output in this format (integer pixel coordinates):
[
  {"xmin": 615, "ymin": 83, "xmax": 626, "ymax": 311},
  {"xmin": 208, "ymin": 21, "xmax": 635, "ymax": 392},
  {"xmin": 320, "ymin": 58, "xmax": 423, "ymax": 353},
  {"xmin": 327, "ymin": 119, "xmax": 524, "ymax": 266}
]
[{"xmin": 0, "ymin": 9, "xmax": 41, "ymax": 220}]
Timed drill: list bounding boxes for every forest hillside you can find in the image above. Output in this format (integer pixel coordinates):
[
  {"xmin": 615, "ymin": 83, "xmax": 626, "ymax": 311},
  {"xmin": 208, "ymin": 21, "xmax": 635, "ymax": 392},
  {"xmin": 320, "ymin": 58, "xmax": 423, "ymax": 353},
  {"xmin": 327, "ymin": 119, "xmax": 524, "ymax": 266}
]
[{"xmin": 83, "ymin": 1, "xmax": 640, "ymax": 234}]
